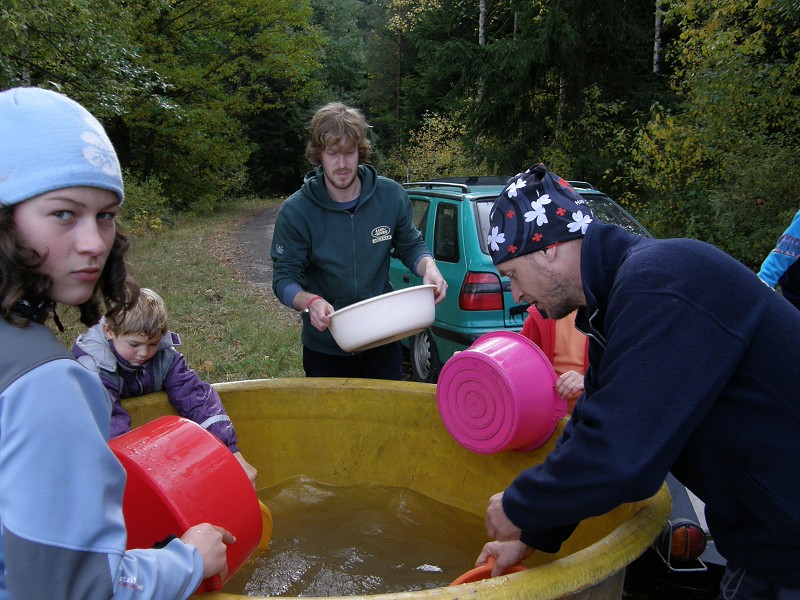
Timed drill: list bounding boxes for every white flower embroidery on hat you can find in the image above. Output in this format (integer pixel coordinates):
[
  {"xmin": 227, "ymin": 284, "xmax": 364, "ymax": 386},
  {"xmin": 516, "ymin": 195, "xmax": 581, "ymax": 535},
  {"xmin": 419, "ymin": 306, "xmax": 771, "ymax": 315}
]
[
  {"xmin": 506, "ymin": 177, "xmax": 526, "ymax": 198},
  {"xmin": 81, "ymin": 115, "xmax": 120, "ymax": 177},
  {"xmin": 524, "ymin": 193, "xmax": 551, "ymax": 226},
  {"xmin": 487, "ymin": 226, "xmax": 506, "ymax": 252},
  {"xmin": 568, "ymin": 210, "xmax": 593, "ymax": 234}
]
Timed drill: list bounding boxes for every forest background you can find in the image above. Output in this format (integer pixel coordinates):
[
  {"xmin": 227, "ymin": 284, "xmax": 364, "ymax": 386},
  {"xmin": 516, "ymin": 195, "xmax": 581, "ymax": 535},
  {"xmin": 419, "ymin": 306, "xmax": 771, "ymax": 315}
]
[{"xmin": 2, "ymin": 0, "xmax": 799, "ymax": 268}]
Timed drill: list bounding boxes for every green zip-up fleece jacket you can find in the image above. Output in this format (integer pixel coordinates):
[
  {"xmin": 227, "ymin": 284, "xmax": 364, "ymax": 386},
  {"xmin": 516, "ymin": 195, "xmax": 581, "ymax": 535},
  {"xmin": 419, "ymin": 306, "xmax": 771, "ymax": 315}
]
[{"xmin": 271, "ymin": 165, "xmax": 431, "ymax": 356}]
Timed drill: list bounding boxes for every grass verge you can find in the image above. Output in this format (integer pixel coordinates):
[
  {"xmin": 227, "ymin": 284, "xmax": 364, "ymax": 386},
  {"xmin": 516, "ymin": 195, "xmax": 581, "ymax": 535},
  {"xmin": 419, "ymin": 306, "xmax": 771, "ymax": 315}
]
[{"xmin": 56, "ymin": 197, "xmax": 304, "ymax": 382}]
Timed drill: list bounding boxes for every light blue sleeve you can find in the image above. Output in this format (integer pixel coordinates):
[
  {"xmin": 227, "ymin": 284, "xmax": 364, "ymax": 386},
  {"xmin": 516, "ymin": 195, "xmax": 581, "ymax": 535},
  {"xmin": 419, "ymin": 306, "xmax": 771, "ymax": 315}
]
[
  {"xmin": 0, "ymin": 359, "xmax": 203, "ymax": 599},
  {"xmin": 757, "ymin": 209, "xmax": 800, "ymax": 288}
]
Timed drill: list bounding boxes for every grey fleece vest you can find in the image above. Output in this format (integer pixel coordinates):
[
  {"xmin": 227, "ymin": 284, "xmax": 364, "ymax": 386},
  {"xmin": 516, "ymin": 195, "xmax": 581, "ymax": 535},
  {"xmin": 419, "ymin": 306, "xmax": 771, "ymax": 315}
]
[{"xmin": 0, "ymin": 319, "xmax": 71, "ymax": 393}]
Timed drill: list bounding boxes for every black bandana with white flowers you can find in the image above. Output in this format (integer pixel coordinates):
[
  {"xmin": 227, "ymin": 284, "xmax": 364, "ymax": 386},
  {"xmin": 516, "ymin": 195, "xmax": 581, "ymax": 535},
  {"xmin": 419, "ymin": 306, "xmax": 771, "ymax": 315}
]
[{"xmin": 488, "ymin": 164, "xmax": 595, "ymax": 265}]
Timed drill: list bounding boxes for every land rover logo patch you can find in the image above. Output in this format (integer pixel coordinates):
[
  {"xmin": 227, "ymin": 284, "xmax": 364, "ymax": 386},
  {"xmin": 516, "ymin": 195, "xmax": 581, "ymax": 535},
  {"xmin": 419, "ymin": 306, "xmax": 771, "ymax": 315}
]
[{"xmin": 372, "ymin": 225, "xmax": 392, "ymax": 243}]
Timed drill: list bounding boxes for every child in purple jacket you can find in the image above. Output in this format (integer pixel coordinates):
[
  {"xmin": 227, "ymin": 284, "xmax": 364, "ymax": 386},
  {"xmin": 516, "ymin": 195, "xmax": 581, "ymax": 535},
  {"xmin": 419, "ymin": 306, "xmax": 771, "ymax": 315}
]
[{"xmin": 73, "ymin": 287, "xmax": 257, "ymax": 486}]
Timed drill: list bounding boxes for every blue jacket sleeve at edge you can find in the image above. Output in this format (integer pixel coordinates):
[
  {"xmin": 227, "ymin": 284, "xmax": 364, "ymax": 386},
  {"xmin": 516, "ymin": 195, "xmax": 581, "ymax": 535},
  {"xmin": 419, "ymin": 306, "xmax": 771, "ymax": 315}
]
[{"xmin": 758, "ymin": 209, "xmax": 800, "ymax": 287}]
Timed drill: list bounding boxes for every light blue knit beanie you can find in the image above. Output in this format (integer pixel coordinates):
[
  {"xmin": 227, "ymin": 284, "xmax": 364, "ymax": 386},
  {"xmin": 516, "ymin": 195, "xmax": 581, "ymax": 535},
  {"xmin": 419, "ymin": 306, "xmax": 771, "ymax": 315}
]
[{"xmin": 0, "ymin": 87, "xmax": 124, "ymax": 206}]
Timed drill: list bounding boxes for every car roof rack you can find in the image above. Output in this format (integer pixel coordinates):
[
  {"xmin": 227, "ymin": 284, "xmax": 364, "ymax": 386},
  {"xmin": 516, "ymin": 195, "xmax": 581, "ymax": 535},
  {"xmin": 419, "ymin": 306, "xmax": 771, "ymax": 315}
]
[
  {"xmin": 405, "ymin": 177, "xmax": 595, "ymax": 193},
  {"xmin": 568, "ymin": 180, "xmax": 595, "ymax": 190},
  {"xmin": 403, "ymin": 176, "xmax": 512, "ymax": 194},
  {"xmin": 403, "ymin": 181, "xmax": 470, "ymax": 192}
]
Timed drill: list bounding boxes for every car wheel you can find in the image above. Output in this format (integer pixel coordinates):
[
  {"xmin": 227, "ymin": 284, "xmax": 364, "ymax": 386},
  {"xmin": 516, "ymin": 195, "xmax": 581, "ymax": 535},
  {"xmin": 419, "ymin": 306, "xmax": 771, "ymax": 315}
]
[{"xmin": 410, "ymin": 329, "xmax": 441, "ymax": 383}]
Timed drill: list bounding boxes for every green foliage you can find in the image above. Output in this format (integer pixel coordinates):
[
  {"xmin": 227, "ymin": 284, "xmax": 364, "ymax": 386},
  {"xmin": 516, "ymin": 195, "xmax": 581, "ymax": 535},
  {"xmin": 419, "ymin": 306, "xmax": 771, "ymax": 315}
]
[
  {"xmin": 120, "ymin": 173, "xmax": 175, "ymax": 236},
  {"xmin": 5, "ymin": 0, "xmax": 800, "ymax": 261},
  {"xmin": 0, "ymin": 0, "xmax": 156, "ymax": 111},
  {"xmin": 387, "ymin": 0, "xmax": 442, "ymax": 33},
  {"xmin": 311, "ymin": 0, "xmax": 369, "ymax": 99},
  {"xmin": 1, "ymin": 0, "xmax": 322, "ymax": 211},
  {"xmin": 396, "ymin": 0, "xmax": 662, "ymax": 175},
  {"xmin": 125, "ymin": 103, "xmax": 255, "ymax": 212},
  {"xmin": 383, "ymin": 112, "xmax": 488, "ymax": 181},
  {"xmin": 118, "ymin": 0, "xmax": 322, "ymax": 210},
  {"xmin": 539, "ymin": 85, "xmax": 642, "ymax": 204},
  {"xmin": 246, "ymin": 105, "xmax": 310, "ymax": 196},
  {"xmin": 631, "ymin": 0, "xmax": 800, "ymax": 267}
]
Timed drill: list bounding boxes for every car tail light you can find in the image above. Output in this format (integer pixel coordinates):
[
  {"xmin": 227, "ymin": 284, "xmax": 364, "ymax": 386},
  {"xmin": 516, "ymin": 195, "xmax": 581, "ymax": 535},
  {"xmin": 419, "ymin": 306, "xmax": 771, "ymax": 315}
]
[
  {"xmin": 459, "ymin": 272, "xmax": 504, "ymax": 311},
  {"xmin": 653, "ymin": 517, "xmax": 708, "ymax": 572},
  {"xmin": 667, "ymin": 519, "xmax": 707, "ymax": 562}
]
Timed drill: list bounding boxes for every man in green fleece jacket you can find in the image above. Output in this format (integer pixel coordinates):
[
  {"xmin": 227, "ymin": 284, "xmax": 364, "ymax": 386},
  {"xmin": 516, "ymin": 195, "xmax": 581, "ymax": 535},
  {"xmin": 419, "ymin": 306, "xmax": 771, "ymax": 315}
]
[{"xmin": 271, "ymin": 102, "xmax": 447, "ymax": 379}]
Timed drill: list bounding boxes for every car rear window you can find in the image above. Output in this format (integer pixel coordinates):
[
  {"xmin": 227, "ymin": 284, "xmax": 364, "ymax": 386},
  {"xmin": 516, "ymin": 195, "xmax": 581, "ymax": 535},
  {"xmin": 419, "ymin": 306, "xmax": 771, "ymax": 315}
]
[
  {"xmin": 578, "ymin": 193, "xmax": 651, "ymax": 238},
  {"xmin": 475, "ymin": 200, "xmax": 494, "ymax": 255},
  {"xmin": 474, "ymin": 192, "xmax": 650, "ymax": 255},
  {"xmin": 410, "ymin": 198, "xmax": 430, "ymax": 241},
  {"xmin": 434, "ymin": 203, "xmax": 460, "ymax": 263}
]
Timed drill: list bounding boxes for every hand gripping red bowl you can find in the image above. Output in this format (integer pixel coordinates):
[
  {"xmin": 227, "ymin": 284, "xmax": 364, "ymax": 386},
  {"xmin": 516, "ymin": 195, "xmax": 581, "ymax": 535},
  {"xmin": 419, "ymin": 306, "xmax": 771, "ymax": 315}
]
[{"xmin": 450, "ymin": 556, "xmax": 529, "ymax": 585}]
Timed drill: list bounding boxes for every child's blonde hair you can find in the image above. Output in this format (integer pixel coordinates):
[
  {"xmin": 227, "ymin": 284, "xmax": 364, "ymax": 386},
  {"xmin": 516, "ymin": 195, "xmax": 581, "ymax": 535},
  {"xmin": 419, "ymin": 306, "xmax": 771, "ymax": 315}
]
[{"xmin": 105, "ymin": 288, "xmax": 169, "ymax": 339}]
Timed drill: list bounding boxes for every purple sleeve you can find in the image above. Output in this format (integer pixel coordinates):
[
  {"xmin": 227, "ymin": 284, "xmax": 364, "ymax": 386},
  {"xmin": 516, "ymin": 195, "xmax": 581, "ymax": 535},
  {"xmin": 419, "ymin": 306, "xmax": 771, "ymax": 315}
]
[
  {"xmin": 97, "ymin": 371, "xmax": 132, "ymax": 439},
  {"xmin": 161, "ymin": 351, "xmax": 239, "ymax": 453},
  {"xmin": 109, "ymin": 401, "xmax": 132, "ymax": 438}
]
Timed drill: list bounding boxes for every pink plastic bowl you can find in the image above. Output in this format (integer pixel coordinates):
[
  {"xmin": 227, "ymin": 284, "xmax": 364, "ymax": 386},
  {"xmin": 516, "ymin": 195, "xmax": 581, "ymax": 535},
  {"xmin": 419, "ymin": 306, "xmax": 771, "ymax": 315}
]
[{"xmin": 436, "ymin": 331, "xmax": 567, "ymax": 454}]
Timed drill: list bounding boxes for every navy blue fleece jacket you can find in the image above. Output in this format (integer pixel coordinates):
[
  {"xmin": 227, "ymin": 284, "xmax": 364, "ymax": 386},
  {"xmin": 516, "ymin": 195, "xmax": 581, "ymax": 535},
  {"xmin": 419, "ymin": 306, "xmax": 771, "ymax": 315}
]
[
  {"xmin": 271, "ymin": 165, "xmax": 430, "ymax": 355},
  {"xmin": 503, "ymin": 223, "xmax": 800, "ymax": 584}
]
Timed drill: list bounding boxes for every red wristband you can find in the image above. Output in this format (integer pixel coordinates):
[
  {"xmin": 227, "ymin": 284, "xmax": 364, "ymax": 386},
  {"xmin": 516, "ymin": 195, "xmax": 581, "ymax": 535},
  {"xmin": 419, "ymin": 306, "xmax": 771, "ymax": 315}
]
[{"xmin": 305, "ymin": 295, "xmax": 324, "ymax": 310}]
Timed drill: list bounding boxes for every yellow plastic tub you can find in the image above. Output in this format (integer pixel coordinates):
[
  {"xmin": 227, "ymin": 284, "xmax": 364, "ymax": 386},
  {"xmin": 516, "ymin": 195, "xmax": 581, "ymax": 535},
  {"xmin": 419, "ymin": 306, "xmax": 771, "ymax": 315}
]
[{"xmin": 123, "ymin": 378, "xmax": 670, "ymax": 600}]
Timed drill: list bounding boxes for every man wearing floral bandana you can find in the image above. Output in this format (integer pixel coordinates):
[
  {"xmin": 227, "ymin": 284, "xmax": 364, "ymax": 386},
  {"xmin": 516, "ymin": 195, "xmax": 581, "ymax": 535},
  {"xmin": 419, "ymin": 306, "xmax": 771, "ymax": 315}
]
[{"xmin": 478, "ymin": 164, "xmax": 800, "ymax": 599}]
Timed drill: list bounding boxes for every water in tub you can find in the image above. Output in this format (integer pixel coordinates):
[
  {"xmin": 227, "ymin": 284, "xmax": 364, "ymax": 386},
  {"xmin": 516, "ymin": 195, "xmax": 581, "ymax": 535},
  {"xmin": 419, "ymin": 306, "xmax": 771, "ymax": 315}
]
[{"xmin": 223, "ymin": 475, "xmax": 490, "ymax": 596}]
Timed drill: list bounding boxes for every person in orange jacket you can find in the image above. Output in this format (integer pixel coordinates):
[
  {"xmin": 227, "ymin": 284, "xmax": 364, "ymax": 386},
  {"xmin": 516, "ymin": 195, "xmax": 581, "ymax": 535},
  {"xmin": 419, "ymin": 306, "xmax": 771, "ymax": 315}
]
[{"xmin": 520, "ymin": 306, "xmax": 588, "ymax": 413}]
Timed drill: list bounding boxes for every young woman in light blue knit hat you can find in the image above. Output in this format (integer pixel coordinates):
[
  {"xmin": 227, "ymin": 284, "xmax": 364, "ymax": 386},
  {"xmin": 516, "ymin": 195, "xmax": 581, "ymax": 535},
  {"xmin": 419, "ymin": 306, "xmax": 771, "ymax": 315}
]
[{"xmin": 0, "ymin": 86, "xmax": 234, "ymax": 600}]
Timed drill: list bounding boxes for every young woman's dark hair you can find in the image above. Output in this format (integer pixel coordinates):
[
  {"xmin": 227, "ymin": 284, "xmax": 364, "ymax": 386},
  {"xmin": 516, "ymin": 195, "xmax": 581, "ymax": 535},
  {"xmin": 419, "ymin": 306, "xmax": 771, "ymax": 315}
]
[{"xmin": 0, "ymin": 205, "xmax": 139, "ymax": 327}]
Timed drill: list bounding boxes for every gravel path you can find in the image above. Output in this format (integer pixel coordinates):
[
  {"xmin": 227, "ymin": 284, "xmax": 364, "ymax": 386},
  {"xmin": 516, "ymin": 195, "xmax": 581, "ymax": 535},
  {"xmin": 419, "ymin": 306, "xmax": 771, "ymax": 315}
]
[
  {"xmin": 233, "ymin": 203, "xmax": 278, "ymax": 291},
  {"xmin": 209, "ymin": 202, "xmax": 297, "ymax": 326}
]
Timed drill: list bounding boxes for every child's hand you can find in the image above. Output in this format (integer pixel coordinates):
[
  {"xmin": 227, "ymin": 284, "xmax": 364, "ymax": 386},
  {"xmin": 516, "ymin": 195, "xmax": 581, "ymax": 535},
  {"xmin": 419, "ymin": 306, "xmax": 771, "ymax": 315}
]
[
  {"xmin": 233, "ymin": 451, "xmax": 258, "ymax": 488},
  {"xmin": 476, "ymin": 540, "xmax": 533, "ymax": 577},
  {"xmin": 555, "ymin": 370, "xmax": 584, "ymax": 402}
]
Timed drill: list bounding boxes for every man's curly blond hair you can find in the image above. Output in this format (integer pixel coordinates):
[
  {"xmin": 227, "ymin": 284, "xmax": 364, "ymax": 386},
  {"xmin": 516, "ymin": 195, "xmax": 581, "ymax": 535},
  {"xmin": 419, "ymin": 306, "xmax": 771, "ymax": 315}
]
[{"xmin": 305, "ymin": 102, "xmax": 373, "ymax": 166}]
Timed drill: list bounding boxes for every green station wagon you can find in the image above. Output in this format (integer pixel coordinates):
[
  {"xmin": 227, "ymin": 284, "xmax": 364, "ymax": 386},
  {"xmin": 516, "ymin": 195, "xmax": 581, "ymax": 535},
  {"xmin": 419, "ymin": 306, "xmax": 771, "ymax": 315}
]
[{"xmin": 389, "ymin": 176, "xmax": 651, "ymax": 383}]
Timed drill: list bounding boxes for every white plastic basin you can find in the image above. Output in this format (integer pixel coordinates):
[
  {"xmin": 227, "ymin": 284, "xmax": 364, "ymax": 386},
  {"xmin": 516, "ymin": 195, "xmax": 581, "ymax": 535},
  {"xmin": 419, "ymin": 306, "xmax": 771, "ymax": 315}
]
[{"xmin": 328, "ymin": 284, "xmax": 437, "ymax": 352}]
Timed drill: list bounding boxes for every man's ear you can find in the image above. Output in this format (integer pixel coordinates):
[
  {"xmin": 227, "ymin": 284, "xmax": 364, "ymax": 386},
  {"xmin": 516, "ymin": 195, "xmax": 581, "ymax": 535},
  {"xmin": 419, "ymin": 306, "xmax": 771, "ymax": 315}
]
[
  {"xmin": 102, "ymin": 321, "xmax": 114, "ymax": 340},
  {"xmin": 539, "ymin": 245, "xmax": 559, "ymax": 263}
]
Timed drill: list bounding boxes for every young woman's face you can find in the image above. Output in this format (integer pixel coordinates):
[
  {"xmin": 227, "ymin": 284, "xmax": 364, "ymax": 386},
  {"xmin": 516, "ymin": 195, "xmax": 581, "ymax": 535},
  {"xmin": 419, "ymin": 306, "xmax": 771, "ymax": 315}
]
[{"xmin": 13, "ymin": 186, "xmax": 119, "ymax": 306}]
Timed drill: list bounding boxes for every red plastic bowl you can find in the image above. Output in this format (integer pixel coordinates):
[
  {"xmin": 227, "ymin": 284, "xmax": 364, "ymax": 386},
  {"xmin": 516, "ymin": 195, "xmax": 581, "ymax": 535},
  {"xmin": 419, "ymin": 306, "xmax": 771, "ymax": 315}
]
[
  {"xmin": 109, "ymin": 416, "xmax": 264, "ymax": 593},
  {"xmin": 436, "ymin": 331, "xmax": 567, "ymax": 453}
]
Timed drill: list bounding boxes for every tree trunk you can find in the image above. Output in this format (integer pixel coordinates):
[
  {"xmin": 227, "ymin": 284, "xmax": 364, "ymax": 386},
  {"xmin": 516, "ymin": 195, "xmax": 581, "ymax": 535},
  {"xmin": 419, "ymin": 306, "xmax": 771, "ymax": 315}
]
[
  {"xmin": 479, "ymin": 0, "xmax": 485, "ymax": 45},
  {"xmin": 396, "ymin": 30, "xmax": 403, "ymax": 119},
  {"xmin": 110, "ymin": 116, "xmax": 132, "ymax": 170},
  {"xmin": 653, "ymin": 0, "xmax": 662, "ymax": 73}
]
